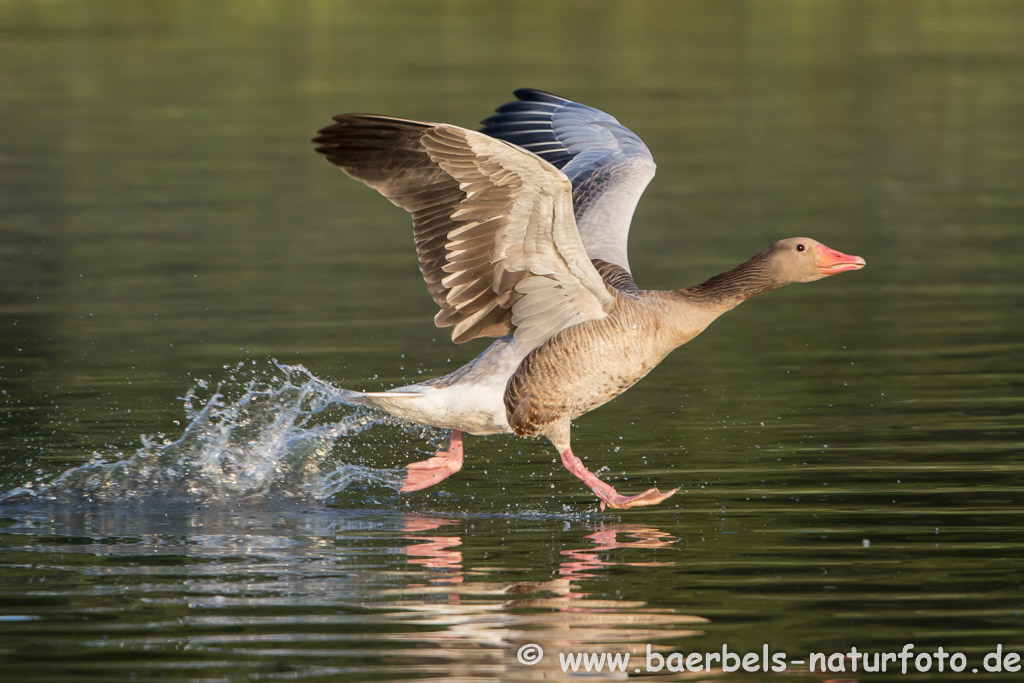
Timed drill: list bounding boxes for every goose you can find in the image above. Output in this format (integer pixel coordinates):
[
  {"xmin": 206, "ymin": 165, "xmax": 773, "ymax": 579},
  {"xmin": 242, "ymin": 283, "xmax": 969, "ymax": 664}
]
[{"xmin": 312, "ymin": 89, "xmax": 865, "ymax": 509}]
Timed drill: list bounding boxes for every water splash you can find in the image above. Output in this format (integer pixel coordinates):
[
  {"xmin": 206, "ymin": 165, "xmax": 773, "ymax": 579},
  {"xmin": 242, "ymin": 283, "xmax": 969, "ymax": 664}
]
[{"xmin": 1, "ymin": 361, "xmax": 408, "ymax": 505}]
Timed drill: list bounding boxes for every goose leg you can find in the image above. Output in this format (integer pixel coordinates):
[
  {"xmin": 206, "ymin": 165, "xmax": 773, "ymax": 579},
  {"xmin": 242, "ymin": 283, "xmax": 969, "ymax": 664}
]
[
  {"xmin": 401, "ymin": 429, "xmax": 464, "ymax": 493},
  {"xmin": 560, "ymin": 446, "xmax": 678, "ymax": 510}
]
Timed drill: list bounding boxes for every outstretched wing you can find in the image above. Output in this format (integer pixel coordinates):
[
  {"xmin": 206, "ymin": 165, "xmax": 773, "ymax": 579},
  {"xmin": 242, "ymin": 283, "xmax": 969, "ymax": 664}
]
[
  {"xmin": 480, "ymin": 89, "xmax": 656, "ymax": 286},
  {"xmin": 313, "ymin": 115, "xmax": 614, "ymax": 348}
]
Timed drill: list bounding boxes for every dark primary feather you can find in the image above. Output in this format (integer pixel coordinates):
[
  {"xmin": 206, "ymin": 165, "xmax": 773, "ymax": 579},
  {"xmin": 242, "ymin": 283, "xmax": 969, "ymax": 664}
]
[
  {"xmin": 480, "ymin": 88, "xmax": 653, "ymax": 171},
  {"xmin": 480, "ymin": 89, "xmax": 657, "ymax": 282}
]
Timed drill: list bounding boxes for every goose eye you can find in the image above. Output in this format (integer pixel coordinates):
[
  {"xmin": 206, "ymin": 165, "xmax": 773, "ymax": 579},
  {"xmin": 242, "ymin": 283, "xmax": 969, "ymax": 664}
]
[{"xmin": 795, "ymin": 243, "xmax": 806, "ymax": 252}]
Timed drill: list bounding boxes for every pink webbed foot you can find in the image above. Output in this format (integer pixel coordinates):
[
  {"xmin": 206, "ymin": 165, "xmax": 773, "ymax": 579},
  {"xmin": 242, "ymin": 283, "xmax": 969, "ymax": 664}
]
[
  {"xmin": 596, "ymin": 486, "xmax": 679, "ymax": 511},
  {"xmin": 560, "ymin": 447, "xmax": 679, "ymax": 510},
  {"xmin": 401, "ymin": 430, "xmax": 464, "ymax": 493}
]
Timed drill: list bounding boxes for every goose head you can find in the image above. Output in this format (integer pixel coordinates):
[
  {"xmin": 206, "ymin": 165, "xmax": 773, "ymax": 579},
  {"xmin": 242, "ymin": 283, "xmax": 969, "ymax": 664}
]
[{"xmin": 762, "ymin": 237, "xmax": 866, "ymax": 284}]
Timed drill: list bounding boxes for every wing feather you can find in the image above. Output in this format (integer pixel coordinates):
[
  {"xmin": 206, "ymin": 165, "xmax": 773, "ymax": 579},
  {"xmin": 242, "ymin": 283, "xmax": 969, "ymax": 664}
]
[
  {"xmin": 313, "ymin": 114, "xmax": 613, "ymax": 347},
  {"xmin": 480, "ymin": 89, "xmax": 656, "ymax": 287}
]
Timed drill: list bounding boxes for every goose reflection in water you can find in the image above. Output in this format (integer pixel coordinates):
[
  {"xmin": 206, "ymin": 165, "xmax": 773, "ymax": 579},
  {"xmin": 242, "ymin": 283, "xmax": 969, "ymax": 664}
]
[
  {"xmin": 559, "ymin": 524, "xmax": 679, "ymax": 582},
  {"xmin": 392, "ymin": 514, "xmax": 708, "ymax": 680},
  {"xmin": 402, "ymin": 515, "xmax": 465, "ymax": 586}
]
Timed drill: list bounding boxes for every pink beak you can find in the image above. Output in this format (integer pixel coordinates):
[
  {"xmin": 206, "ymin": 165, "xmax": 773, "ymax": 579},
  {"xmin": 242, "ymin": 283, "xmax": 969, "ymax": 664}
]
[{"xmin": 816, "ymin": 244, "xmax": 866, "ymax": 275}]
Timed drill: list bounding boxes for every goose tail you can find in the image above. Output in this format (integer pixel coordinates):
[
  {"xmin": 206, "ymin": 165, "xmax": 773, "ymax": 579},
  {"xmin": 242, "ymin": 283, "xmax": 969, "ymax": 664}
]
[{"xmin": 338, "ymin": 387, "xmax": 431, "ymax": 420}]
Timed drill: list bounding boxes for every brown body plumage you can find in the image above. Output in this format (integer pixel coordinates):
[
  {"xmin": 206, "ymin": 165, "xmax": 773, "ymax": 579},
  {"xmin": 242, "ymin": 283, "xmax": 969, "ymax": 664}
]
[
  {"xmin": 506, "ymin": 291, "xmax": 700, "ymax": 443},
  {"xmin": 313, "ymin": 90, "xmax": 865, "ymax": 509}
]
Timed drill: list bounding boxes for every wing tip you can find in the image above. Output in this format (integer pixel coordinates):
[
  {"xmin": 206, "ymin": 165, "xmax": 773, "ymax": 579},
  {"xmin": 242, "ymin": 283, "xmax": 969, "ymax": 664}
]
[
  {"xmin": 311, "ymin": 114, "xmax": 433, "ymax": 145},
  {"xmin": 310, "ymin": 115, "xmax": 441, "ymax": 166},
  {"xmin": 512, "ymin": 88, "xmax": 571, "ymax": 105}
]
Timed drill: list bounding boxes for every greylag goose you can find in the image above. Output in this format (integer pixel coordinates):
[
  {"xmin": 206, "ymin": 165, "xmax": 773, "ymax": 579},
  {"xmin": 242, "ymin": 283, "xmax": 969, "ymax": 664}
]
[{"xmin": 312, "ymin": 89, "xmax": 865, "ymax": 509}]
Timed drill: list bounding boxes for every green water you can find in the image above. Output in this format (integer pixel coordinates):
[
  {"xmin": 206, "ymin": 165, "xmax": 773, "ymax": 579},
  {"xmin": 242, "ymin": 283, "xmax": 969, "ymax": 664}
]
[{"xmin": 2, "ymin": 1, "xmax": 1023, "ymax": 680}]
